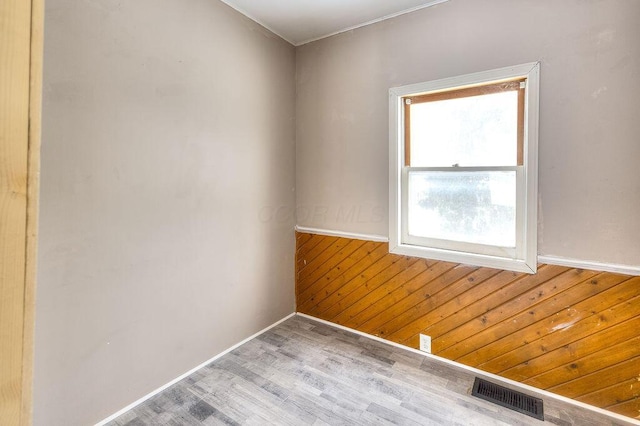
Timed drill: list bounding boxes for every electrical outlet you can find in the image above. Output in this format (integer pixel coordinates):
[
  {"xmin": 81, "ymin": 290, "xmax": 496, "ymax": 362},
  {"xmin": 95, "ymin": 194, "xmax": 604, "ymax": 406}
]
[{"xmin": 419, "ymin": 334, "xmax": 431, "ymax": 353}]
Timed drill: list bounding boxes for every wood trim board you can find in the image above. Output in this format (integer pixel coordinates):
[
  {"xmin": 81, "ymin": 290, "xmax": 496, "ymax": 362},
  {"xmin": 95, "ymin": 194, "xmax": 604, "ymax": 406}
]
[{"xmin": 0, "ymin": 0, "xmax": 43, "ymax": 424}]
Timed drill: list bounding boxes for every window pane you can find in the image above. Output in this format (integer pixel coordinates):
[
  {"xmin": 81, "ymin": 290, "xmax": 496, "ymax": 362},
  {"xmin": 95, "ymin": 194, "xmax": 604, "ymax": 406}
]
[
  {"xmin": 408, "ymin": 171, "xmax": 516, "ymax": 247},
  {"xmin": 409, "ymin": 91, "xmax": 518, "ymax": 167}
]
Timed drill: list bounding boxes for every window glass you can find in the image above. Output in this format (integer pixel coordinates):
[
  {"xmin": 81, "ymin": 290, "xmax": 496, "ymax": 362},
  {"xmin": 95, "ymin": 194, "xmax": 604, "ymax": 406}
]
[
  {"xmin": 407, "ymin": 170, "xmax": 516, "ymax": 247},
  {"xmin": 409, "ymin": 91, "xmax": 518, "ymax": 167}
]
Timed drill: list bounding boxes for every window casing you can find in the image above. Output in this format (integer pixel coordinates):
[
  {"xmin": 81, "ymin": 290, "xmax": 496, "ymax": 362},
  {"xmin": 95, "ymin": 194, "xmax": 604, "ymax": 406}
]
[{"xmin": 389, "ymin": 63, "xmax": 540, "ymax": 273}]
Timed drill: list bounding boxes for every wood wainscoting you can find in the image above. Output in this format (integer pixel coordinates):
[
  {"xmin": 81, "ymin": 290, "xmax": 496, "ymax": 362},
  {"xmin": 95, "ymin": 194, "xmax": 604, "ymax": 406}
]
[{"xmin": 295, "ymin": 231, "xmax": 640, "ymax": 419}]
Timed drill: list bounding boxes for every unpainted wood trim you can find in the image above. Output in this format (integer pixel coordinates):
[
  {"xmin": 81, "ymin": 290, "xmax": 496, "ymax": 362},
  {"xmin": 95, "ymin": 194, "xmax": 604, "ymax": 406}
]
[
  {"xmin": 517, "ymin": 84, "xmax": 525, "ymax": 166},
  {"xmin": 403, "ymin": 99, "xmax": 411, "ymax": 166},
  {"xmin": 0, "ymin": 0, "xmax": 32, "ymax": 424},
  {"xmin": 22, "ymin": 0, "xmax": 44, "ymax": 423},
  {"xmin": 405, "ymin": 79, "xmax": 523, "ymax": 104},
  {"xmin": 0, "ymin": 0, "xmax": 42, "ymax": 424}
]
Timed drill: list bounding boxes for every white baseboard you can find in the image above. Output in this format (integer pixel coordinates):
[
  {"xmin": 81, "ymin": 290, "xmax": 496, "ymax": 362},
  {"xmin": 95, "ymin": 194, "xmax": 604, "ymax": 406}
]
[
  {"xmin": 295, "ymin": 226, "xmax": 640, "ymax": 276},
  {"xmin": 296, "ymin": 313, "xmax": 640, "ymax": 426},
  {"xmin": 94, "ymin": 313, "xmax": 296, "ymax": 426}
]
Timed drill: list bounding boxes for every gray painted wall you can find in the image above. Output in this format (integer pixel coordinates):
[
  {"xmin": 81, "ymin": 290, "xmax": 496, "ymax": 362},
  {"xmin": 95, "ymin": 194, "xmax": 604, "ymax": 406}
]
[
  {"xmin": 34, "ymin": 0, "xmax": 640, "ymax": 424},
  {"xmin": 296, "ymin": 0, "xmax": 640, "ymax": 266},
  {"xmin": 35, "ymin": 0, "xmax": 295, "ymax": 424}
]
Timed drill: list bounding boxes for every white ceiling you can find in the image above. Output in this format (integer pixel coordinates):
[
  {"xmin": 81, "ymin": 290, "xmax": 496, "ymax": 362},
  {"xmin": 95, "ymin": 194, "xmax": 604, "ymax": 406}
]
[{"xmin": 219, "ymin": 0, "xmax": 449, "ymax": 46}]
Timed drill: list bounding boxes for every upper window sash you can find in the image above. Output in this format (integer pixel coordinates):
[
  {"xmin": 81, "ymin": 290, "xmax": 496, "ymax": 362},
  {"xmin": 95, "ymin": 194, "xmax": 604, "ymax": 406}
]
[{"xmin": 403, "ymin": 78, "xmax": 526, "ymax": 167}]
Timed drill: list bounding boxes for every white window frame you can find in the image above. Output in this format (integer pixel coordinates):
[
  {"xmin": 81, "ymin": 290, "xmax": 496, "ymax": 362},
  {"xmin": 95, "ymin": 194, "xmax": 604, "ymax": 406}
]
[{"xmin": 389, "ymin": 62, "xmax": 540, "ymax": 274}]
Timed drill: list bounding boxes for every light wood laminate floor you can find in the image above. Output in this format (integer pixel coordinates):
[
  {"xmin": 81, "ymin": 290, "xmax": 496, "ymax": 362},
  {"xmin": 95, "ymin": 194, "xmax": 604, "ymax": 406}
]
[{"xmin": 108, "ymin": 315, "xmax": 637, "ymax": 426}]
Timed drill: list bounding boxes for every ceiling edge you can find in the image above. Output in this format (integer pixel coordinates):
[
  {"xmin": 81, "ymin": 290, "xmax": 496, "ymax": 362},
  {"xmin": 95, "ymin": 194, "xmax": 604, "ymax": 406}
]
[
  {"xmin": 217, "ymin": 0, "xmax": 297, "ymax": 46},
  {"xmin": 294, "ymin": 0, "xmax": 451, "ymax": 46}
]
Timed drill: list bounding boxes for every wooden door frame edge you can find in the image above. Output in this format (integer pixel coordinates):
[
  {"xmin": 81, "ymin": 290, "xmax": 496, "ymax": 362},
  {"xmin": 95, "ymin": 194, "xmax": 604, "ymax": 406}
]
[{"xmin": 22, "ymin": 0, "xmax": 44, "ymax": 424}]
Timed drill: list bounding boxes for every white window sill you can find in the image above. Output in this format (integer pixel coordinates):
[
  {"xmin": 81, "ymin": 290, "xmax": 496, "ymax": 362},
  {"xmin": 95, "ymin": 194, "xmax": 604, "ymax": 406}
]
[{"xmin": 390, "ymin": 242, "xmax": 537, "ymax": 274}]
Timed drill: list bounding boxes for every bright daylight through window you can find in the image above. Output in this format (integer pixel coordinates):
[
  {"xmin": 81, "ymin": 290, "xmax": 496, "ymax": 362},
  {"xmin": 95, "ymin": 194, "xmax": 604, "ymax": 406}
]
[{"xmin": 389, "ymin": 63, "xmax": 540, "ymax": 273}]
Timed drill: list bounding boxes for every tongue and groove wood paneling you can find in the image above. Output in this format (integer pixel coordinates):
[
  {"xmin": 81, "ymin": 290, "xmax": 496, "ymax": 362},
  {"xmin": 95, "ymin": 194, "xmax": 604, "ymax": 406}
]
[{"xmin": 295, "ymin": 232, "xmax": 640, "ymax": 420}]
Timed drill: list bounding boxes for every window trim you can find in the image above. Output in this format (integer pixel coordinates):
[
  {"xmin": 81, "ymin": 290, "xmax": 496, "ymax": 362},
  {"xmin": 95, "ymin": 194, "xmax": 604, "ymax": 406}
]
[{"xmin": 388, "ymin": 62, "xmax": 540, "ymax": 274}]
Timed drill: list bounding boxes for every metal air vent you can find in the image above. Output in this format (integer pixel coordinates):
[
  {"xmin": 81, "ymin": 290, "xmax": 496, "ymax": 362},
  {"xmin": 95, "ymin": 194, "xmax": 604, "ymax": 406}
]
[{"xmin": 472, "ymin": 377, "xmax": 544, "ymax": 421}]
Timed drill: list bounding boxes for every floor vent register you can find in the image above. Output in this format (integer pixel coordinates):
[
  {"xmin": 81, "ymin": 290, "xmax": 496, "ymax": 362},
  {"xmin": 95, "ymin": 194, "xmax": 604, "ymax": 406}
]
[{"xmin": 471, "ymin": 377, "xmax": 544, "ymax": 421}]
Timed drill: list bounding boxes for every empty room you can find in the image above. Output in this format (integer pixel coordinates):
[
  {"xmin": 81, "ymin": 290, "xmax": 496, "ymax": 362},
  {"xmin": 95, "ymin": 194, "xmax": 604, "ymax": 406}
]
[{"xmin": 1, "ymin": 0, "xmax": 639, "ymax": 425}]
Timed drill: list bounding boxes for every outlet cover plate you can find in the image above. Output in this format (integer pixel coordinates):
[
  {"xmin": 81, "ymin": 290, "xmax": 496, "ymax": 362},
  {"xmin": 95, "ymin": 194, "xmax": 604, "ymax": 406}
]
[{"xmin": 419, "ymin": 334, "xmax": 431, "ymax": 353}]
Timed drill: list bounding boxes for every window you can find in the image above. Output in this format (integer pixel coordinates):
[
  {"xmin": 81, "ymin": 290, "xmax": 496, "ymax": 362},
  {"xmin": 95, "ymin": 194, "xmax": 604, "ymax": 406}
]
[{"xmin": 389, "ymin": 63, "xmax": 540, "ymax": 273}]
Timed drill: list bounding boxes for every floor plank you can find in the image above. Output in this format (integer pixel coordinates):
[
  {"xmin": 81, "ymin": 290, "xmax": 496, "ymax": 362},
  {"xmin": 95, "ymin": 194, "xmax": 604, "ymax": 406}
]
[{"xmin": 107, "ymin": 316, "xmax": 638, "ymax": 426}]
